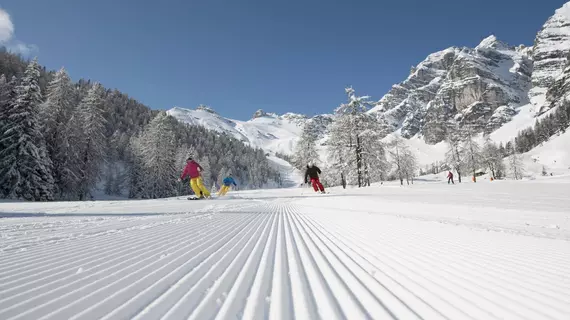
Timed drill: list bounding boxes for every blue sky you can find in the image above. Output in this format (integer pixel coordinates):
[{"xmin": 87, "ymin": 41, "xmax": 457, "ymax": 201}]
[{"xmin": 0, "ymin": 0, "xmax": 564, "ymax": 120}]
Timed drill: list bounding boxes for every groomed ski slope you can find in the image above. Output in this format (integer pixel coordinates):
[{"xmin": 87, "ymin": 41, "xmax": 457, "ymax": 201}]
[{"xmin": 1, "ymin": 178, "xmax": 569, "ymax": 319}]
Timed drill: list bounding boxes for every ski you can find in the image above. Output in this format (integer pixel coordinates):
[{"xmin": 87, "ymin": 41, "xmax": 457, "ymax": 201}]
[{"xmin": 187, "ymin": 196, "xmax": 214, "ymax": 200}]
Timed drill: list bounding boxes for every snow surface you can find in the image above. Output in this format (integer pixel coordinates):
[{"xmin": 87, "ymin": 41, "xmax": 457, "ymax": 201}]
[
  {"xmin": 1, "ymin": 178, "xmax": 569, "ymax": 319},
  {"xmin": 522, "ymin": 129, "xmax": 570, "ymax": 176},
  {"xmin": 266, "ymin": 155, "xmax": 303, "ymax": 187}
]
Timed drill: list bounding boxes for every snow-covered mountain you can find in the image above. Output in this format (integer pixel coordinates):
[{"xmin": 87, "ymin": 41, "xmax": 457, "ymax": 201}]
[
  {"xmin": 369, "ymin": 35, "xmax": 533, "ymax": 144},
  {"xmin": 167, "ymin": 106, "xmax": 332, "ymax": 156}
]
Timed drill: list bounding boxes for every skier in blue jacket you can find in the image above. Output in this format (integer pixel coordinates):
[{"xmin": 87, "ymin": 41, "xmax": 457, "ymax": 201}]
[{"xmin": 218, "ymin": 174, "xmax": 237, "ymax": 196}]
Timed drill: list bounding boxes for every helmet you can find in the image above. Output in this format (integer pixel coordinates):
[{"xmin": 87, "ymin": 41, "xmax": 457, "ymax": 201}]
[
  {"xmin": 308, "ymin": 161, "xmax": 314, "ymax": 167},
  {"xmin": 186, "ymin": 157, "xmax": 193, "ymax": 161}
]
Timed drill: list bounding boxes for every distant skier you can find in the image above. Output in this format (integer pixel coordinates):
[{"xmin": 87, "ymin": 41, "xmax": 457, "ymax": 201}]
[
  {"xmin": 305, "ymin": 162, "xmax": 325, "ymax": 193},
  {"xmin": 218, "ymin": 174, "xmax": 237, "ymax": 197},
  {"xmin": 179, "ymin": 157, "xmax": 211, "ymax": 198},
  {"xmin": 447, "ymin": 171, "xmax": 454, "ymax": 184}
]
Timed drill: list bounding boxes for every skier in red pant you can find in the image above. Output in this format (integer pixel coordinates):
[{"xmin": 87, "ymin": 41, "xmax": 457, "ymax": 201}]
[{"xmin": 304, "ymin": 162, "xmax": 325, "ymax": 193}]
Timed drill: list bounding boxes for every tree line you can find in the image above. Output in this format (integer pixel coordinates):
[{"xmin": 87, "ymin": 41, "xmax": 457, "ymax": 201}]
[
  {"xmin": 293, "ymin": 87, "xmax": 419, "ymax": 188},
  {"xmin": 0, "ymin": 53, "xmax": 278, "ymax": 201}
]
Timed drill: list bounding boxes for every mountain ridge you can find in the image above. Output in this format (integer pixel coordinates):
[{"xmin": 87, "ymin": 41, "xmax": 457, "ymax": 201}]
[{"xmin": 167, "ymin": 106, "xmax": 333, "ymax": 157}]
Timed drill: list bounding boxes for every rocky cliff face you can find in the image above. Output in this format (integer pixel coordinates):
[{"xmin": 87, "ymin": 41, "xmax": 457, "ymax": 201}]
[
  {"xmin": 531, "ymin": 2, "xmax": 570, "ymax": 113},
  {"xmin": 371, "ymin": 35, "xmax": 532, "ymax": 144}
]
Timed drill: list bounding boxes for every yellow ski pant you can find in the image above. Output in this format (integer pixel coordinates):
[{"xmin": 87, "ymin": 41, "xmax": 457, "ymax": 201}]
[
  {"xmin": 218, "ymin": 185, "xmax": 231, "ymax": 196},
  {"xmin": 190, "ymin": 177, "xmax": 210, "ymax": 197}
]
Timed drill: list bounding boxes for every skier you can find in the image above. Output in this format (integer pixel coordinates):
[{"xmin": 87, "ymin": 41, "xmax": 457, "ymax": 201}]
[
  {"xmin": 447, "ymin": 171, "xmax": 454, "ymax": 184},
  {"xmin": 179, "ymin": 157, "xmax": 211, "ymax": 199},
  {"xmin": 218, "ymin": 174, "xmax": 237, "ymax": 197},
  {"xmin": 305, "ymin": 162, "xmax": 326, "ymax": 193}
]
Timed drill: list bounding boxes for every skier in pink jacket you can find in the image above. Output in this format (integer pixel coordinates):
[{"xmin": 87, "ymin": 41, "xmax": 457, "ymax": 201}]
[{"xmin": 179, "ymin": 157, "xmax": 211, "ymax": 198}]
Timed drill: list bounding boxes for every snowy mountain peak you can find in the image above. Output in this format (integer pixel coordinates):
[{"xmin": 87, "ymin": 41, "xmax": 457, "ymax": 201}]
[
  {"xmin": 195, "ymin": 104, "xmax": 218, "ymax": 114},
  {"xmin": 476, "ymin": 35, "xmax": 511, "ymax": 51},
  {"xmin": 252, "ymin": 109, "xmax": 268, "ymax": 119},
  {"xmin": 557, "ymin": 1, "xmax": 570, "ymax": 18}
]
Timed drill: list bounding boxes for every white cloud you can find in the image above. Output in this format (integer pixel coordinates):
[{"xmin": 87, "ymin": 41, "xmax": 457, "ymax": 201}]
[
  {"xmin": 0, "ymin": 8, "xmax": 37, "ymax": 56},
  {"xmin": 0, "ymin": 8, "xmax": 15, "ymax": 42},
  {"xmin": 8, "ymin": 41, "xmax": 38, "ymax": 56}
]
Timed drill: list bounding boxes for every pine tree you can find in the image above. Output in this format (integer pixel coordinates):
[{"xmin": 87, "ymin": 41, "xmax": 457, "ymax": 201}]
[
  {"xmin": 0, "ymin": 75, "xmax": 12, "ymax": 162},
  {"xmin": 40, "ymin": 67, "xmax": 81, "ymax": 198},
  {"xmin": 535, "ymin": 119, "xmax": 549, "ymax": 145},
  {"xmin": 139, "ymin": 112, "xmax": 178, "ymax": 198},
  {"xmin": 127, "ymin": 134, "xmax": 146, "ymax": 198},
  {"xmin": 508, "ymin": 140, "xmax": 524, "ymax": 180},
  {"xmin": 326, "ymin": 115, "xmax": 352, "ymax": 187},
  {"xmin": 498, "ymin": 142, "xmax": 506, "ymax": 158},
  {"xmin": 76, "ymin": 83, "xmax": 107, "ymax": 199},
  {"xmin": 388, "ymin": 136, "xmax": 409, "ymax": 186},
  {"xmin": 359, "ymin": 128, "xmax": 390, "ymax": 184},
  {"xmin": 0, "ymin": 59, "xmax": 55, "ymax": 200},
  {"xmin": 556, "ymin": 103, "xmax": 569, "ymax": 133},
  {"xmin": 293, "ymin": 122, "xmax": 319, "ymax": 170},
  {"xmin": 401, "ymin": 147, "xmax": 418, "ymax": 185},
  {"xmin": 326, "ymin": 87, "xmax": 387, "ymax": 187},
  {"xmin": 461, "ymin": 127, "xmax": 482, "ymax": 182},
  {"xmin": 482, "ymin": 137, "xmax": 505, "ymax": 179}
]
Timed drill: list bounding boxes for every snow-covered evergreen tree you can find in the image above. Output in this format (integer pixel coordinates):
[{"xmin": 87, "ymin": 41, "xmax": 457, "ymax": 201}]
[
  {"xmin": 326, "ymin": 115, "xmax": 353, "ymax": 187},
  {"xmin": 292, "ymin": 122, "xmax": 319, "ymax": 170},
  {"xmin": 460, "ymin": 127, "xmax": 482, "ymax": 182},
  {"xmin": 0, "ymin": 59, "xmax": 55, "ymax": 200},
  {"xmin": 0, "ymin": 75, "xmax": 12, "ymax": 163},
  {"xmin": 127, "ymin": 134, "xmax": 147, "ymax": 198},
  {"xmin": 76, "ymin": 83, "xmax": 107, "ymax": 199},
  {"xmin": 482, "ymin": 137, "xmax": 505, "ymax": 179},
  {"xmin": 401, "ymin": 147, "xmax": 418, "ymax": 185},
  {"xmin": 556, "ymin": 103, "xmax": 569, "ymax": 133},
  {"xmin": 138, "ymin": 112, "xmax": 178, "ymax": 198},
  {"xmin": 535, "ymin": 119, "xmax": 550, "ymax": 145},
  {"xmin": 388, "ymin": 136, "xmax": 410, "ymax": 186},
  {"xmin": 360, "ymin": 128, "xmax": 390, "ymax": 184},
  {"xmin": 40, "ymin": 68, "xmax": 82, "ymax": 198},
  {"xmin": 326, "ymin": 87, "xmax": 388, "ymax": 187},
  {"xmin": 508, "ymin": 140, "xmax": 524, "ymax": 180}
]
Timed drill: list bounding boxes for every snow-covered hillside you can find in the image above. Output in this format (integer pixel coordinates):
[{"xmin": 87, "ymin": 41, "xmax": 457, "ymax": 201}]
[
  {"xmin": 1, "ymin": 178, "xmax": 569, "ymax": 319},
  {"xmin": 167, "ymin": 106, "xmax": 313, "ymax": 156},
  {"xmin": 520, "ymin": 129, "xmax": 570, "ymax": 176}
]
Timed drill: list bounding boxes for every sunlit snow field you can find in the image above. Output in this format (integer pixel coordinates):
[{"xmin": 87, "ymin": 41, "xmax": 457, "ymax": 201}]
[{"xmin": 1, "ymin": 175, "xmax": 569, "ymax": 319}]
